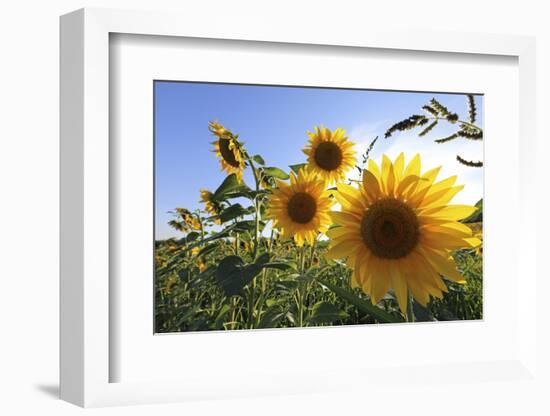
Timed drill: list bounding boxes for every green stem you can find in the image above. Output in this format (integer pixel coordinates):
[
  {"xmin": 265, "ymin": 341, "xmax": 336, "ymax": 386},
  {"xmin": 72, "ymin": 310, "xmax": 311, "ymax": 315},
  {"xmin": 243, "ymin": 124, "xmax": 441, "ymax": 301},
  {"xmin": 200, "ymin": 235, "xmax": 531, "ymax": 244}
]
[
  {"xmin": 248, "ymin": 158, "xmax": 262, "ymax": 259},
  {"xmin": 428, "ymin": 116, "xmax": 482, "ymax": 132},
  {"xmin": 297, "ymin": 245, "xmax": 308, "ymax": 327},
  {"xmin": 308, "ymin": 238, "xmax": 317, "ymax": 269},
  {"xmin": 406, "ymin": 295, "xmax": 415, "ymax": 323},
  {"xmin": 247, "ymin": 158, "xmax": 263, "ymax": 328}
]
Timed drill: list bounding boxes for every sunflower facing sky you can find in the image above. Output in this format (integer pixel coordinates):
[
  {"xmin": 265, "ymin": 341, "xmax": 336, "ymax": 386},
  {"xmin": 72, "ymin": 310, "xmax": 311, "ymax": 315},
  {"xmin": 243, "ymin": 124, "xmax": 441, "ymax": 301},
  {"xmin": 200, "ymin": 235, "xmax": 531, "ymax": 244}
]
[
  {"xmin": 209, "ymin": 121, "xmax": 246, "ymax": 182},
  {"xmin": 303, "ymin": 126, "xmax": 357, "ymax": 186},
  {"xmin": 326, "ymin": 153, "xmax": 480, "ymax": 314},
  {"xmin": 266, "ymin": 168, "xmax": 335, "ymax": 246}
]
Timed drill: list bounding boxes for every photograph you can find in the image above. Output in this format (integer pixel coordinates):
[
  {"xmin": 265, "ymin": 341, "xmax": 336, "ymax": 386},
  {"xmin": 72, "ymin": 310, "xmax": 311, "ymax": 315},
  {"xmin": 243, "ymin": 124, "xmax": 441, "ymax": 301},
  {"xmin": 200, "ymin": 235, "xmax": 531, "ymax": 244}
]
[{"xmin": 154, "ymin": 81, "xmax": 484, "ymax": 333}]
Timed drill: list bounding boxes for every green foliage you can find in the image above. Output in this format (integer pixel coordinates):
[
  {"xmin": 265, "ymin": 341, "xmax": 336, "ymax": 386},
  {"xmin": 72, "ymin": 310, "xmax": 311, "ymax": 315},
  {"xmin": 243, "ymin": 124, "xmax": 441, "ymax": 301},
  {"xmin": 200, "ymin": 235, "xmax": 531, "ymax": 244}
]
[
  {"xmin": 289, "ymin": 163, "xmax": 307, "ymax": 174},
  {"xmin": 212, "ymin": 174, "xmax": 251, "ymax": 201},
  {"xmin": 319, "ymin": 280, "xmax": 403, "ymax": 323},
  {"xmin": 307, "ymin": 301, "xmax": 349, "ymax": 324},
  {"xmin": 467, "ymin": 94, "xmax": 477, "ymax": 123},
  {"xmin": 262, "ymin": 166, "xmax": 290, "ymax": 180},
  {"xmin": 456, "ymin": 155, "xmax": 483, "ymax": 167},
  {"xmin": 384, "ymin": 95, "xmax": 483, "ymax": 167}
]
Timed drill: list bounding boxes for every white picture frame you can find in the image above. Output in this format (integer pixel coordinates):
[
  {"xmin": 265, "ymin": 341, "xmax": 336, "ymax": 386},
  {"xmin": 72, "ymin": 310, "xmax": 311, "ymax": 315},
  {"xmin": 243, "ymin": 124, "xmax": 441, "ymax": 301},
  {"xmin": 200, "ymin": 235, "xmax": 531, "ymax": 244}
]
[{"xmin": 60, "ymin": 7, "xmax": 539, "ymax": 408}]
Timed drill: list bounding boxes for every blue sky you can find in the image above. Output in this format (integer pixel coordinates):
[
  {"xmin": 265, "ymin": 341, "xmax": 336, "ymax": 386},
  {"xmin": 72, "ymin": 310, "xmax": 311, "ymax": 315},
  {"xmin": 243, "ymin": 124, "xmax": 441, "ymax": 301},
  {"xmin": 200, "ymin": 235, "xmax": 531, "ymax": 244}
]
[{"xmin": 155, "ymin": 81, "xmax": 483, "ymax": 239}]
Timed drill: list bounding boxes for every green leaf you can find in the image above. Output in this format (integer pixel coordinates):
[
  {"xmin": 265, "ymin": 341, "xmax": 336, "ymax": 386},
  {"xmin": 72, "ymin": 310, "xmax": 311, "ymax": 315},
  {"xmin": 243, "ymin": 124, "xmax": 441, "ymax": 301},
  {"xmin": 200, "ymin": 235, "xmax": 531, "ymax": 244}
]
[
  {"xmin": 217, "ymin": 204, "xmax": 251, "ymax": 223},
  {"xmin": 289, "ymin": 163, "xmax": 307, "ymax": 174},
  {"xmin": 233, "ymin": 220, "xmax": 256, "ymax": 232},
  {"xmin": 212, "ymin": 174, "xmax": 251, "ymax": 201},
  {"xmin": 412, "ymin": 302, "xmax": 436, "ymax": 322},
  {"xmin": 307, "ymin": 301, "xmax": 348, "ymax": 324},
  {"xmin": 319, "ymin": 281, "xmax": 403, "ymax": 323},
  {"xmin": 262, "ymin": 262, "xmax": 295, "ymax": 271},
  {"xmin": 263, "ymin": 167, "xmax": 290, "ymax": 180},
  {"xmin": 275, "ymin": 280, "xmax": 299, "ymax": 292},
  {"xmin": 418, "ymin": 120, "xmax": 438, "ymax": 137},
  {"xmin": 258, "ymin": 307, "xmax": 287, "ymax": 328},
  {"xmin": 467, "ymin": 94, "xmax": 477, "ymax": 123},
  {"xmin": 213, "ymin": 304, "xmax": 232, "ymax": 329},
  {"xmin": 461, "ymin": 198, "xmax": 483, "ymax": 223},
  {"xmin": 181, "ymin": 221, "xmax": 253, "ymax": 255},
  {"xmin": 184, "ymin": 231, "xmax": 200, "ymax": 244},
  {"xmin": 252, "ymin": 154, "xmax": 265, "ymax": 165},
  {"xmin": 198, "ymin": 242, "xmax": 219, "ymax": 257},
  {"xmin": 216, "ymin": 256, "xmax": 264, "ymax": 296}
]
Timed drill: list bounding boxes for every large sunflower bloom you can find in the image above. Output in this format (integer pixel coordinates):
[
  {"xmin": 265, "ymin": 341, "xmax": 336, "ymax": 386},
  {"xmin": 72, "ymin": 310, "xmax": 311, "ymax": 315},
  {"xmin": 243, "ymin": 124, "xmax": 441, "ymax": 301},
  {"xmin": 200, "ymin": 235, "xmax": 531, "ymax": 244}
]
[
  {"xmin": 303, "ymin": 126, "xmax": 357, "ymax": 186},
  {"xmin": 200, "ymin": 188, "xmax": 222, "ymax": 224},
  {"xmin": 266, "ymin": 168, "xmax": 335, "ymax": 246},
  {"xmin": 326, "ymin": 153, "xmax": 481, "ymax": 314},
  {"xmin": 209, "ymin": 121, "xmax": 246, "ymax": 182}
]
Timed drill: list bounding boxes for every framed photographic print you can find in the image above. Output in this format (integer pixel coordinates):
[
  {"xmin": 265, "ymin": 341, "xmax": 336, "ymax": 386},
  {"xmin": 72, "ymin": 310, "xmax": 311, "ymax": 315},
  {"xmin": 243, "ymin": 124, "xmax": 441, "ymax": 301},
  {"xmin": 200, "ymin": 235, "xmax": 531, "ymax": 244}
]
[
  {"xmin": 153, "ymin": 81, "xmax": 484, "ymax": 334},
  {"xmin": 60, "ymin": 7, "xmax": 539, "ymax": 409}
]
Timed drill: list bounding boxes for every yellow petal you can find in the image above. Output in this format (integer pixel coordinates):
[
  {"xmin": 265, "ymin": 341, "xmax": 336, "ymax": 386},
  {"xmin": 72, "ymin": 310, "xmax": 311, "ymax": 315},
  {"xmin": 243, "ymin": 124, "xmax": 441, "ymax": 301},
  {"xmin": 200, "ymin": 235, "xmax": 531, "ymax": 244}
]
[
  {"xmin": 418, "ymin": 248, "xmax": 466, "ymax": 283},
  {"xmin": 395, "ymin": 174, "xmax": 421, "ymax": 198},
  {"xmin": 421, "ymin": 185, "xmax": 464, "ymax": 209},
  {"xmin": 393, "ymin": 152, "xmax": 405, "ymax": 181},
  {"xmin": 381, "ymin": 155, "xmax": 392, "ymax": 192},
  {"xmin": 387, "ymin": 162, "xmax": 396, "ymax": 196},
  {"xmin": 326, "ymin": 239, "xmax": 358, "ymax": 259},
  {"xmin": 369, "ymin": 259, "xmax": 391, "ymax": 304},
  {"xmin": 335, "ymin": 183, "xmax": 364, "ymax": 210},
  {"xmin": 362, "ymin": 169, "xmax": 381, "ymax": 202},
  {"xmin": 368, "ymin": 159, "xmax": 381, "ymax": 180},
  {"xmin": 330, "ymin": 211, "xmax": 361, "ymax": 226},
  {"xmin": 404, "ymin": 153, "xmax": 421, "ymax": 177},
  {"xmin": 420, "ymin": 231, "xmax": 472, "ymax": 250},
  {"xmin": 390, "ymin": 262, "xmax": 408, "ymax": 314},
  {"xmin": 426, "ymin": 205, "xmax": 478, "ymax": 221}
]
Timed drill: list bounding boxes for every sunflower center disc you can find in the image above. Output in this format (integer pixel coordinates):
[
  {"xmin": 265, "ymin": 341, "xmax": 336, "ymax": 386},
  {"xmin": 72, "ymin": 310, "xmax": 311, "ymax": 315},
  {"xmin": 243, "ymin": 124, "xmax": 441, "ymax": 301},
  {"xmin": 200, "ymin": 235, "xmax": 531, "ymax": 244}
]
[
  {"xmin": 314, "ymin": 141, "xmax": 343, "ymax": 171},
  {"xmin": 218, "ymin": 138, "xmax": 241, "ymax": 168},
  {"xmin": 361, "ymin": 198, "xmax": 419, "ymax": 259},
  {"xmin": 287, "ymin": 192, "xmax": 317, "ymax": 224}
]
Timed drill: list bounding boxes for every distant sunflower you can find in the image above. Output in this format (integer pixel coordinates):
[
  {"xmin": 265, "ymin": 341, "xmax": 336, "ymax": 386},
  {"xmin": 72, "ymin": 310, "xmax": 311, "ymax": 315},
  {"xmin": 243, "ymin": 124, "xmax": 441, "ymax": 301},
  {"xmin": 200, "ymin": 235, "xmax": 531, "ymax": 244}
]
[
  {"xmin": 197, "ymin": 258, "xmax": 207, "ymax": 272},
  {"xmin": 209, "ymin": 121, "xmax": 245, "ymax": 182},
  {"xmin": 173, "ymin": 208, "xmax": 201, "ymax": 231},
  {"xmin": 266, "ymin": 168, "xmax": 334, "ymax": 246},
  {"xmin": 468, "ymin": 223, "xmax": 483, "ymax": 256},
  {"xmin": 200, "ymin": 189, "xmax": 222, "ymax": 224},
  {"xmin": 326, "ymin": 153, "xmax": 480, "ymax": 314},
  {"xmin": 303, "ymin": 126, "xmax": 357, "ymax": 186}
]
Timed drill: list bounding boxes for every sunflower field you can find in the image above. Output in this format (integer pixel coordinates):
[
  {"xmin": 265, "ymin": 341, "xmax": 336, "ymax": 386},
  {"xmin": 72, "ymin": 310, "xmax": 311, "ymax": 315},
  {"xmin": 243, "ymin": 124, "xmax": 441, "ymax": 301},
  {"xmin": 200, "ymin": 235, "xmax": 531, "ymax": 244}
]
[{"xmin": 155, "ymin": 95, "xmax": 483, "ymax": 332}]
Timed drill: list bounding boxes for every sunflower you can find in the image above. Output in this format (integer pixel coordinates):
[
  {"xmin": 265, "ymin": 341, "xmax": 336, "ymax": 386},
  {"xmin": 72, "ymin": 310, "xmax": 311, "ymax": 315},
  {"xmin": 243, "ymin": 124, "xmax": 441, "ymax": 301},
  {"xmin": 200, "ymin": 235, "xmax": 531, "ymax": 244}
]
[
  {"xmin": 266, "ymin": 168, "xmax": 335, "ymax": 246},
  {"xmin": 172, "ymin": 208, "xmax": 201, "ymax": 231},
  {"xmin": 209, "ymin": 121, "xmax": 246, "ymax": 182},
  {"xmin": 302, "ymin": 126, "xmax": 357, "ymax": 186},
  {"xmin": 467, "ymin": 222, "xmax": 483, "ymax": 256},
  {"xmin": 197, "ymin": 258, "xmax": 207, "ymax": 272},
  {"xmin": 326, "ymin": 153, "xmax": 481, "ymax": 314},
  {"xmin": 200, "ymin": 188, "xmax": 222, "ymax": 224}
]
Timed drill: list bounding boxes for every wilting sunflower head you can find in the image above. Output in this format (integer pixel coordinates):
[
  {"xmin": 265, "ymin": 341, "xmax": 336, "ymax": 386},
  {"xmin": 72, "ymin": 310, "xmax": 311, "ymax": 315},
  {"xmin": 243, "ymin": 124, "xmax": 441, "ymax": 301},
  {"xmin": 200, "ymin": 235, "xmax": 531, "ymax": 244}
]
[
  {"xmin": 326, "ymin": 153, "xmax": 481, "ymax": 314},
  {"xmin": 209, "ymin": 121, "xmax": 246, "ymax": 182},
  {"xmin": 175, "ymin": 207, "xmax": 201, "ymax": 231},
  {"xmin": 303, "ymin": 126, "xmax": 357, "ymax": 186},
  {"xmin": 266, "ymin": 168, "xmax": 335, "ymax": 246},
  {"xmin": 208, "ymin": 121, "xmax": 229, "ymax": 138},
  {"xmin": 200, "ymin": 188, "xmax": 222, "ymax": 224}
]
